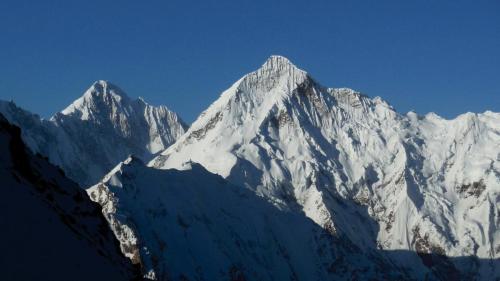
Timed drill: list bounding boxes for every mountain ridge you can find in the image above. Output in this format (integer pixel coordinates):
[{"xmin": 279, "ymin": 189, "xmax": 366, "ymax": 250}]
[
  {"xmin": 0, "ymin": 113, "xmax": 140, "ymax": 280},
  {"xmin": 89, "ymin": 155, "xmax": 417, "ymax": 280}
]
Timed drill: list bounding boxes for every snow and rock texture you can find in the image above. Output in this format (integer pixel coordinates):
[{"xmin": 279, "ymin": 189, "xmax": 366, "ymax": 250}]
[
  {"xmin": 151, "ymin": 55, "xmax": 500, "ymax": 279},
  {"xmin": 0, "ymin": 113, "xmax": 140, "ymax": 281},
  {"xmin": 0, "ymin": 80, "xmax": 187, "ymax": 186},
  {"xmin": 89, "ymin": 157, "xmax": 412, "ymax": 280}
]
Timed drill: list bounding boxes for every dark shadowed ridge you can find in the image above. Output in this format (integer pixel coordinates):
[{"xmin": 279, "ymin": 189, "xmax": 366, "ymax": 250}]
[{"xmin": 0, "ymin": 113, "xmax": 142, "ymax": 281}]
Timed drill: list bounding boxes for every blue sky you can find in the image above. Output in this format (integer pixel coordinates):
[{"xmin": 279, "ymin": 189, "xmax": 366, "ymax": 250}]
[{"xmin": 1, "ymin": 0, "xmax": 499, "ymax": 122}]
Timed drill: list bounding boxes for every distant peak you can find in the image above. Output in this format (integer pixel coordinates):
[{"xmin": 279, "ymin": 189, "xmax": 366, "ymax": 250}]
[
  {"xmin": 264, "ymin": 55, "xmax": 294, "ymax": 66},
  {"xmin": 58, "ymin": 80, "xmax": 130, "ymax": 117},
  {"xmin": 88, "ymin": 80, "xmax": 128, "ymax": 99},
  {"xmin": 90, "ymin": 80, "xmax": 110, "ymax": 90},
  {"xmin": 261, "ymin": 55, "xmax": 300, "ymax": 72},
  {"xmin": 79, "ymin": 80, "xmax": 130, "ymax": 104},
  {"xmin": 93, "ymin": 79, "xmax": 109, "ymax": 87}
]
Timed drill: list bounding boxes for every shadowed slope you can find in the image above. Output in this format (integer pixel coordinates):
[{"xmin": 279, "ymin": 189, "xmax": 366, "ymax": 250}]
[{"xmin": 0, "ymin": 113, "xmax": 140, "ymax": 280}]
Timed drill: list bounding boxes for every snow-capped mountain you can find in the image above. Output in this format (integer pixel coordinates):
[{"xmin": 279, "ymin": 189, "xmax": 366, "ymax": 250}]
[
  {"xmin": 88, "ymin": 157, "xmax": 413, "ymax": 280},
  {"xmin": 3, "ymin": 56, "xmax": 497, "ymax": 280},
  {"xmin": 0, "ymin": 113, "xmax": 140, "ymax": 280},
  {"xmin": 150, "ymin": 56, "xmax": 499, "ymax": 279},
  {"xmin": 0, "ymin": 80, "xmax": 187, "ymax": 186}
]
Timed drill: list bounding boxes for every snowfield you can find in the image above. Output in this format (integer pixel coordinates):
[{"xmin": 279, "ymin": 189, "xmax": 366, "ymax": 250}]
[{"xmin": 89, "ymin": 157, "xmax": 413, "ymax": 280}]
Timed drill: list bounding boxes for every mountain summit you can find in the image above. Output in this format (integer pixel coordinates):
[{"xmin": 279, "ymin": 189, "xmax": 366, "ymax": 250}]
[
  {"xmin": 237, "ymin": 55, "xmax": 309, "ymax": 97},
  {"xmin": 53, "ymin": 80, "xmax": 187, "ymax": 156},
  {"xmin": 258, "ymin": 55, "xmax": 307, "ymax": 79},
  {"xmin": 150, "ymin": 56, "xmax": 500, "ymax": 279},
  {"xmin": 0, "ymin": 81, "xmax": 188, "ymax": 186},
  {"xmin": 60, "ymin": 80, "xmax": 131, "ymax": 118}
]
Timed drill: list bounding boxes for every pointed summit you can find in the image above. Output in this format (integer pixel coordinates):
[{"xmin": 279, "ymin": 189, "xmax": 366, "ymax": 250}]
[
  {"xmin": 59, "ymin": 80, "xmax": 130, "ymax": 117},
  {"xmin": 41, "ymin": 80, "xmax": 188, "ymax": 186},
  {"xmin": 256, "ymin": 55, "xmax": 306, "ymax": 78},
  {"xmin": 261, "ymin": 55, "xmax": 297, "ymax": 70},
  {"xmin": 87, "ymin": 80, "xmax": 129, "ymax": 100},
  {"xmin": 230, "ymin": 55, "xmax": 310, "ymax": 97}
]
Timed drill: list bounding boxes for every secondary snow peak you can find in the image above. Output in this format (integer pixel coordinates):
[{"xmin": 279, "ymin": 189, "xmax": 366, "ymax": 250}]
[
  {"xmin": 86, "ymin": 80, "xmax": 130, "ymax": 101},
  {"xmin": 60, "ymin": 80, "xmax": 130, "ymax": 117},
  {"xmin": 0, "ymin": 81, "xmax": 188, "ymax": 187}
]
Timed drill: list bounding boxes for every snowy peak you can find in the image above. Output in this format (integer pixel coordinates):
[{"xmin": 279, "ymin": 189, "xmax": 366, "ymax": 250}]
[
  {"xmin": 86, "ymin": 80, "xmax": 131, "ymax": 105},
  {"xmin": 47, "ymin": 81, "xmax": 188, "ymax": 185},
  {"xmin": 165, "ymin": 57, "xmax": 312, "ymax": 153},
  {"xmin": 259, "ymin": 55, "xmax": 303, "ymax": 75},
  {"xmin": 89, "ymin": 80, "xmax": 128, "ymax": 98},
  {"xmin": 237, "ymin": 55, "xmax": 309, "ymax": 95},
  {"xmin": 53, "ymin": 79, "xmax": 187, "ymax": 143},
  {"xmin": 0, "ymin": 81, "xmax": 187, "ymax": 187},
  {"xmin": 149, "ymin": 56, "xmax": 500, "ymax": 279},
  {"xmin": 152, "ymin": 56, "xmax": 378, "ymax": 176},
  {"xmin": 59, "ymin": 80, "xmax": 132, "ymax": 119}
]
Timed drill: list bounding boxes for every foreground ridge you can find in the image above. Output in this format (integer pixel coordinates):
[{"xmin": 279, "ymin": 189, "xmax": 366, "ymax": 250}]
[
  {"xmin": 0, "ymin": 113, "xmax": 140, "ymax": 280},
  {"xmin": 89, "ymin": 156, "xmax": 414, "ymax": 280}
]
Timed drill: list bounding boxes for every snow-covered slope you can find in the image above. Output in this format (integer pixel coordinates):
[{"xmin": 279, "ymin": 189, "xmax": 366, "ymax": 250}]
[
  {"xmin": 0, "ymin": 113, "xmax": 139, "ymax": 280},
  {"xmin": 151, "ymin": 56, "xmax": 500, "ymax": 279},
  {"xmin": 0, "ymin": 80, "xmax": 187, "ymax": 186},
  {"xmin": 88, "ymin": 157, "xmax": 413, "ymax": 280}
]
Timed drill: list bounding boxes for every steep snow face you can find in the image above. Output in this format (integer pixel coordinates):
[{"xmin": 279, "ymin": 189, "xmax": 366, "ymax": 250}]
[
  {"xmin": 88, "ymin": 157, "xmax": 412, "ymax": 281},
  {"xmin": 0, "ymin": 80, "xmax": 187, "ymax": 186},
  {"xmin": 57, "ymin": 80, "xmax": 186, "ymax": 154},
  {"xmin": 151, "ymin": 56, "xmax": 500, "ymax": 279},
  {"xmin": 400, "ymin": 112, "xmax": 500, "ymax": 259},
  {"xmin": 0, "ymin": 113, "xmax": 138, "ymax": 281}
]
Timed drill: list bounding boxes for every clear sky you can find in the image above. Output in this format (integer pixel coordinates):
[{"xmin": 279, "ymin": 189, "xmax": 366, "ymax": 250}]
[{"xmin": 1, "ymin": 0, "xmax": 499, "ymax": 123}]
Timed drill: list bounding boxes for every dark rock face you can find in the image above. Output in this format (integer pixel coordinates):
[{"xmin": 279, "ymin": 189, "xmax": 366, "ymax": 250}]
[
  {"xmin": 0, "ymin": 113, "xmax": 141, "ymax": 281},
  {"xmin": 457, "ymin": 180, "xmax": 486, "ymax": 198},
  {"xmin": 189, "ymin": 111, "xmax": 223, "ymax": 140},
  {"xmin": 411, "ymin": 225, "xmax": 461, "ymax": 280}
]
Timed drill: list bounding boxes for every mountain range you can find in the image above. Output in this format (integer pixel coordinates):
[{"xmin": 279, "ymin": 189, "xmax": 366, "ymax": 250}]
[{"xmin": 0, "ymin": 56, "xmax": 498, "ymax": 280}]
